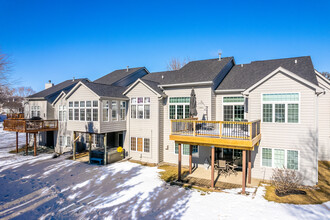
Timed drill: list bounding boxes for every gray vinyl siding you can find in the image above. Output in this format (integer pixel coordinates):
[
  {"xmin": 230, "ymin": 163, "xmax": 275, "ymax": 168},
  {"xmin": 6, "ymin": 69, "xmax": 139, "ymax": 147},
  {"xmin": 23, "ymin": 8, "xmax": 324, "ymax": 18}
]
[
  {"xmin": 248, "ymin": 71, "xmax": 318, "ymax": 185},
  {"xmin": 66, "ymin": 85, "xmax": 100, "ymax": 133},
  {"xmin": 99, "ymin": 98, "xmax": 127, "ymax": 133},
  {"xmin": 163, "ymin": 86, "xmax": 213, "ymax": 166},
  {"xmin": 317, "ymin": 75, "xmax": 330, "ymax": 161},
  {"xmin": 125, "ymin": 82, "xmax": 160, "ymax": 164}
]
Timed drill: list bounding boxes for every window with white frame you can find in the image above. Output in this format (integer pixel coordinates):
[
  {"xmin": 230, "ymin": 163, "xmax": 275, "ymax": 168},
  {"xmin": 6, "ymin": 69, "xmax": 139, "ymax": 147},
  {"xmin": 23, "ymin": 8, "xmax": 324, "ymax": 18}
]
[
  {"xmin": 174, "ymin": 143, "xmax": 198, "ymax": 155},
  {"xmin": 261, "ymin": 147, "xmax": 299, "ymax": 170},
  {"xmin": 68, "ymin": 100, "xmax": 99, "ymax": 121},
  {"xmin": 103, "ymin": 100, "xmax": 109, "ymax": 121},
  {"xmin": 31, "ymin": 106, "xmax": 41, "ymax": 117},
  {"xmin": 223, "ymin": 96, "xmax": 244, "ymax": 121},
  {"xmin": 169, "ymin": 97, "xmax": 190, "ymax": 119},
  {"xmin": 111, "ymin": 101, "xmax": 118, "ymax": 121},
  {"xmin": 58, "ymin": 105, "xmax": 67, "ymax": 121},
  {"xmin": 131, "ymin": 97, "xmax": 150, "ymax": 119},
  {"xmin": 130, "ymin": 137, "xmax": 150, "ymax": 153},
  {"xmin": 262, "ymin": 93, "xmax": 299, "ymax": 123},
  {"xmin": 59, "ymin": 135, "xmax": 71, "ymax": 147},
  {"xmin": 120, "ymin": 101, "xmax": 126, "ymax": 120}
]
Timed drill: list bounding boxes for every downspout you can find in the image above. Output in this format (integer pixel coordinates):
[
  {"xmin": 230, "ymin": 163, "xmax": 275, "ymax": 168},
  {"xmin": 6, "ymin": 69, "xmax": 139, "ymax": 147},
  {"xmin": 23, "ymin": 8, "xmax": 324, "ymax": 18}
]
[{"xmin": 315, "ymin": 91, "xmax": 322, "ymax": 185}]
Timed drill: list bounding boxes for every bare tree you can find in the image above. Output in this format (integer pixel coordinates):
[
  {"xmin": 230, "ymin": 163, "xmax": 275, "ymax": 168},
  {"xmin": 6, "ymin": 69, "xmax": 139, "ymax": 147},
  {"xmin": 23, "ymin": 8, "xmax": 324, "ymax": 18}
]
[
  {"xmin": 13, "ymin": 86, "xmax": 35, "ymax": 97},
  {"xmin": 321, "ymin": 72, "xmax": 330, "ymax": 80},
  {"xmin": 0, "ymin": 51, "xmax": 10, "ymax": 87},
  {"xmin": 166, "ymin": 57, "xmax": 190, "ymax": 71}
]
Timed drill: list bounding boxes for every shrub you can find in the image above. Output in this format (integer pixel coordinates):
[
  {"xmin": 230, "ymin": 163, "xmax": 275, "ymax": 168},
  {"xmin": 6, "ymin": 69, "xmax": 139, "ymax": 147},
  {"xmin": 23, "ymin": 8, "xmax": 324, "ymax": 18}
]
[{"xmin": 271, "ymin": 168, "xmax": 303, "ymax": 195}]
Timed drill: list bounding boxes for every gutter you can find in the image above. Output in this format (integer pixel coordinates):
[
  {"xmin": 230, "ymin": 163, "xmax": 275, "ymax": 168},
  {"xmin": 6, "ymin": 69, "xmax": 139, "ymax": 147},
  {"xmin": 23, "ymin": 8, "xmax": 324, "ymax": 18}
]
[
  {"xmin": 215, "ymin": 89, "xmax": 245, "ymax": 94},
  {"xmin": 158, "ymin": 81, "xmax": 213, "ymax": 89}
]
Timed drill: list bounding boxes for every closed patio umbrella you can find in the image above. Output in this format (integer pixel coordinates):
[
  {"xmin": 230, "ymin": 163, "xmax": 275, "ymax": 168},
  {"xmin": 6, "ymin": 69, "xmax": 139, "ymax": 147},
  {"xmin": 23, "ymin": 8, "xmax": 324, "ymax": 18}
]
[{"xmin": 189, "ymin": 88, "xmax": 197, "ymax": 117}]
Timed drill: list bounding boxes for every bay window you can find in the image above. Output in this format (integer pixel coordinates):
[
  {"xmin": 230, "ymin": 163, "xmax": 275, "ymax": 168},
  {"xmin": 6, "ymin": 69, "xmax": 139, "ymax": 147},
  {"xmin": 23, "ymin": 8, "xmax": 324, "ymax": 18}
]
[
  {"xmin": 120, "ymin": 101, "xmax": 126, "ymax": 120},
  {"xmin": 112, "ymin": 101, "xmax": 118, "ymax": 121},
  {"xmin": 68, "ymin": 100, "xmax": 99, "ymax": 121},
  {"xmin": 103, "ymin": 101, "xmax": 109, "ymax": 121}
]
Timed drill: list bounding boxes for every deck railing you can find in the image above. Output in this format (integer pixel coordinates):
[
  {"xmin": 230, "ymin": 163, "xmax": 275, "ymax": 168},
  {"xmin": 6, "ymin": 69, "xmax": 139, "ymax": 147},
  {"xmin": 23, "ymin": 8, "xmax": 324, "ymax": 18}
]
[
  {"xmin": 171, "ymin": 119, "xmax": 261, "ymax": 140},
  {"xmin": 6, "ymin": 113, "xmax": 24, "ymax": 119},
  {"xmin": 3, "ymin": 119, "xmax": 58, "ymax": 132}
]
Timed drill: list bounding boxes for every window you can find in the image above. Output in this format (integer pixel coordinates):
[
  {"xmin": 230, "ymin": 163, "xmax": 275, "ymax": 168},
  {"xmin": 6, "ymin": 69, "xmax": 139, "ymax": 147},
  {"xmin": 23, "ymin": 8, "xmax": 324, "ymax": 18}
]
[
  {"xmin": 131, "ymin": 97, "xmax": 150, "ymax": 119},
  {"xmin": 274, "ymin": 149, "xmax": 285, "ymax": 168},
  {"xmin": 59, "ymin": 136, "xmax": 64, "ymax": 146},
  {"xmin": 67, "ymin": 136, "xmax": 71, "ymax": 147},
  {"xmin": 59, "ymin": 136, "xmax": 70, "ymax": 147},
  {"xmin": 262, "ymin": 148, "xmax": 272, "ymax": 167},
  {"xmin": 103, "ymin": 101, "xmax": 109, "ymax": 121},
  {"xmin": 93, "ymin": 109, "xmax": 98, "ymax": 121},
  {"xmin": 144, "ymin": 138, "xmax": 150, "ymax": 153},
  {"xmin": 31, "ymin": 106, "xmax": 41, "ymax": 117},
  {"xmin": 287, "ymin": 150, "xmax": 298, "ymax": 170},
  {"xmin": 262, "ymin": 93, "xmax": 299, "ymax": 123},
  {"xmin": 80, "ymin": 109, "xmax": 85, "ymax": 121},
  {"xmin": 175, "ymin": 144, "xmax": 198, "ymax": 155},
  {"xmin": 120, "ymin": 101, "xmax": 126, "ymax": 120},
  {"xmin": 169, "ymin": 97, "xmax": 190, "ymax": 119},
  {"xmin": 131, "ymin": 137, "xmax": 136, "ymax": 151},
  {"xmin": 223, "ymin": 97, "xmax": 244, "ymax": 121},
  {"xmin": 130, "ymin": 137, "xmax": 151, "ymax": 153},
  {"xmin": 69, "ymin": 100, "xmax": 98, "ymax": 121},
  {"xmin": 59, "ymin": 105, "xmax": 66, "ymax": 121},
  {"xmin": 111, "ymin": 101, "xmax": 118, "ymax": 121},
  {"xmin": 261, "ymin": 148, "xmax": 299, "ymax": 170}
]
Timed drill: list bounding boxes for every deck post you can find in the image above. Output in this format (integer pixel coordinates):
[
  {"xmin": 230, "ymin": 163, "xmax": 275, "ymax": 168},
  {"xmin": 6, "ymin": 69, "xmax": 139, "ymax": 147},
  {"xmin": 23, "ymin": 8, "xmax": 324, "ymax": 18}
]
[
  {"xmin": 242, "ymin": 150, "xmax": 246, "ymax": 194},
  {"xmin": 89, "ymin": 133, "xmax": 92, "ymax": 164},
  {"xmin": 104, "ymin": 133, "xmax": 107, "ymax": 165},
  {"xmin": 26, "ymin": 133, "xmax": 29, "ymax": 155},
  {"xmin": 33, "ymin": 133, "xmax": 37, "ymax": 156},
  {"xmin": 248, "ymin": 150, "xmax": 252, "ymax": 184},
  {"xmin": 16, "ymin": 132, "xmax": 18, "ymax": 153},
  {"xmin": 189, "ymin": 145, "xmax": 192, "ymax": 174},
  {"xmin": 178, "ymin": 143, "xmax": 182, "ymax": 181},
  {"xmin": 211, "ymin": 146, "xmax": 215, "ymax": 188},
  {"xmin": 73, "ymin": 131, "xmax": 76, "ymax": 160}
]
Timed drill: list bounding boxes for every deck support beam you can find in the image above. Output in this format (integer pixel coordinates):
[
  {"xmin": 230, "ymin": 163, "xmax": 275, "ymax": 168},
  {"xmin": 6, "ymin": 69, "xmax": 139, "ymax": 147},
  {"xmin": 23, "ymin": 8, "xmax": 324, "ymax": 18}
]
[
  {"xmin": 89, "ymin": 133, "xmax": 92, "ymax": 164},
  {"xmin": 211, "ymin": 146, "xmax": 215, "ymax": 188},
  {"xmin": 178, "ymin": 143, "xmax": 182, "ymax": 181},
  {"xmin": 248, "ymin": 150, "xmax": 252, "ymax": 184},
  {"xmin": 33, "ymin": 133, "xmax": 37, "ymax": 156},
  {"xmin": 189, "ymin": 145, "xmax": 192, "ymax": 174},
  {"xmin": 16, "ymin": 132, "xmax": 18, "ymax": 153},
  {"xmin": 242, "ymin": 150, "xmax": 246, "ymax": 194},
  {"xmin": 104, "ymin": 133, "xmax": 107, "ymax": 165},
  {"xmin": 26, "ymin": 133, "xmax": 29, "ymax": 155},
  {"xmin": 73, "ymin": 132, "xmax": 76, "ymax": 160}
]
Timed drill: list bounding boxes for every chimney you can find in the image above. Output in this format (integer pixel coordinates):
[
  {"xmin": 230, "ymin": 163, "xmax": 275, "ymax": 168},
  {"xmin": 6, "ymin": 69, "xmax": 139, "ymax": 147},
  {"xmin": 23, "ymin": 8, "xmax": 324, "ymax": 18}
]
[
  {"xmin": 218, "ymin": 52, "xmax": 222, "ymax": 61},
  {"xmin": 45, "ymin": 80, "xmax": 54, "ymax": 89},
  {"xmin": 126, "ymin": 66, "xmax": 129, "ymax": 72}
]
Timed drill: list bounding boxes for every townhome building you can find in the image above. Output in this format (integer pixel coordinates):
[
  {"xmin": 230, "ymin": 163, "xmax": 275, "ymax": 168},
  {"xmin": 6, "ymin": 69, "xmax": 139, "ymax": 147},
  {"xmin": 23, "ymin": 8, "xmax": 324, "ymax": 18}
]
[{"xmin": 24, "ymin": 55, "xmax": 329, "ymax": 187}]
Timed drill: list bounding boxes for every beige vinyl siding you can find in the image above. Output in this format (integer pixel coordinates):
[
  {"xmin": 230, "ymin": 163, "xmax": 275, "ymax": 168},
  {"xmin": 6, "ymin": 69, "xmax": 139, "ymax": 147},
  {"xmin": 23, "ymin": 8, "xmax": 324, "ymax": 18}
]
[
  {"xmin": 26, "ymin": 100, "xmax": 48, "ymax": 119},
  {"xmin": 47, "ymin": 102, "xmax": 55, "ymax": 119},
  {"xmin": 159, "ymin": 98, "xmax": 164, "ymax": 162},
  {"xmin": 125, "ymin": 82, "xmax": 160, "ymax": 164},
  {"xmin": 249, "ymin": 71, "xmax": 318, "ymax": 185},
  {"xmin": 317, "ymin": 75, "xmax": 330, "ymax": 161},
  {"xmin": 66, "ymin": 85, "xmax": 100, "ymax": 133},
  {"xmin": 163, "ymin": 86, "xmax": 213, "ymax": 166}
]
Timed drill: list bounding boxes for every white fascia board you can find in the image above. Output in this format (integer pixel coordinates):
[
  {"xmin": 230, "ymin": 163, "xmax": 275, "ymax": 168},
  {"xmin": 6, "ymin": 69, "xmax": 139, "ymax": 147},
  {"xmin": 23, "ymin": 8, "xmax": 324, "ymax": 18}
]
[
  {"xmin": 51, "ymin": 91, "xmax": 66, "ymax": 106},
  {"xmin": 123, "ymin": 79, "xmax": 162, "ymax": 97},
  {"xmin": 243, "ymin": 67, "xmax": 324, "ymax": 95},
  {"xmin": 315, "ymin": 69, "xmax": 330, "ymax": 85},
  {"xmin": 159, "ymin": 81, "xmax": 213, "ymax": 88},
  {"xmin": 215, "ymin": 89, "xmax": 245, "ymax": 94}
]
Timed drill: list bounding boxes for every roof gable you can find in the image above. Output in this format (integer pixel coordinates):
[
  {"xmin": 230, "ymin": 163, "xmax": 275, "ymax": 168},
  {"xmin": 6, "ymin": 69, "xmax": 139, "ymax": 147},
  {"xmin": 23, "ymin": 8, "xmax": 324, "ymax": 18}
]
[{"xmin": 123, "ymin": 79, "xmax": 163, "ymax": 97}]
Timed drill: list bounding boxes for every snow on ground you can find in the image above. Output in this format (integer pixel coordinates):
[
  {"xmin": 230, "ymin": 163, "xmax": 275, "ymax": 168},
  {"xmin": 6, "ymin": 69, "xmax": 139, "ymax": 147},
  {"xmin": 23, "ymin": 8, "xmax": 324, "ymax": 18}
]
[{"xmin": 0, "ymin": 123, "xmax": 329, "ymax": 219}]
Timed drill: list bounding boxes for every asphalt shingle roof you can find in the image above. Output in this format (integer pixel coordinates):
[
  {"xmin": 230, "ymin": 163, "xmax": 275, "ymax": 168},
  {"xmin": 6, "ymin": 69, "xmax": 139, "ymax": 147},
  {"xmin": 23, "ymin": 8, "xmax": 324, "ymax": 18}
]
[
  {"xmin": 139, "ymin": 79, "xmax": 164, "ymax": 95},
  {"xmin": 28, "ymin": 78, "xmax": 89, "ymax": 102},
  {"xmin": 217, "ymin": 56, "xmax": 317, "ymax": 90},
  {"xmin": 143, "ymin": 57, "xmax": 233, "ymax": 85},
  {"xmin": 83, "ymin": 82, "xmax": 127, "ymax": 98},
  {"xmin": 93, "ymin": 67, "xmax": 145, "ymax": 85}
]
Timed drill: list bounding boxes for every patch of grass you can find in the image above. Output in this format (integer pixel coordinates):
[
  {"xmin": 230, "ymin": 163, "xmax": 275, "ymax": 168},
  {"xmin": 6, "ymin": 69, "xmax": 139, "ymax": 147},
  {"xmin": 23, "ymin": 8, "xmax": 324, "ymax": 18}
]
[
  {"xmin": 264, "ymin": 161, "xmax": 330, "ymax": 204},
  {"xmin": 129, "ymin": 160, "xmax": 157, "ymax": 167},
  {"xmin": 158, "ymin": 165, "xmax": 189, "ymax": 182},
  {"xmin": 9, "ymin": 146, "xmax": 27, "ymax": 153}
]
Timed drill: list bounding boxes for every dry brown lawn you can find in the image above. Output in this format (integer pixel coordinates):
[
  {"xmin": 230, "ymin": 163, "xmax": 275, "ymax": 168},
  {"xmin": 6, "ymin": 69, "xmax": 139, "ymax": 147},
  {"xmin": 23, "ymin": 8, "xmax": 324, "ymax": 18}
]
[
  {"xmin": 264, "ymin": 161, "xmax": 330, "ymax": 204},
  {"xmin": 158, "ymin": 164, "xmax": 189, "ymax": 182}
]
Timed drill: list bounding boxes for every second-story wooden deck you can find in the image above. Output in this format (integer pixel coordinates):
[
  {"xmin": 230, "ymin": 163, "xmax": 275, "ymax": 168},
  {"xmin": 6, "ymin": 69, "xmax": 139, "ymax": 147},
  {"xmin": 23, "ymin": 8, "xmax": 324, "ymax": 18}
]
[
  {"xmin": 3, "ymin": 119, "xmax": 58, "ymax": 133},
  {"xmin": 170, "ymin": 119, "xmax": 261, "ymax": 150}
]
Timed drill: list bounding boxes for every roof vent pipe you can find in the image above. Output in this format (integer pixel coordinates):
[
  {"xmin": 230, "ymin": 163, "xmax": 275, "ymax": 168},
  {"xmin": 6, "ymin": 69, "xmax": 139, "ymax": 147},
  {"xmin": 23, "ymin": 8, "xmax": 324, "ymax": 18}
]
[
  {"xmin": 241, "ymin": 64, "xmax": 244, "ymax": 67},
  {"xmin": 126, "ymin": 66, "xmax": 129, "ymax": 72},
  {"xmin": 73, "ymin": 77, "xmax": 75, "ymax": 81},
  {"xmin": 295, "ymin": 59, "xmax": 297, "ymax": 64},
  {"xmin": 218, "ymin": 52, "xmax": 222, "ymax": 61}
]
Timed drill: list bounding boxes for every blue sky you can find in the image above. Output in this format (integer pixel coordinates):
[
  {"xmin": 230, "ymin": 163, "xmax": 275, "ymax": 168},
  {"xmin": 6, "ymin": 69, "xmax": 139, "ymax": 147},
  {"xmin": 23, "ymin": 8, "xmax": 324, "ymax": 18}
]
[{"xmin": 0, "ymin": 0, "xmax": 329, "ymax": 92}]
